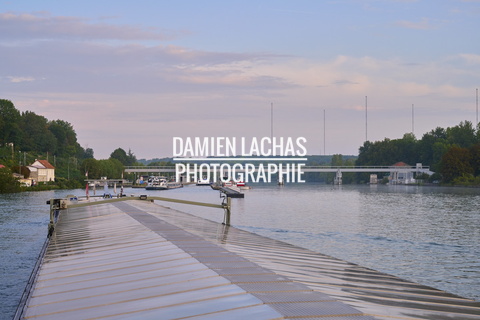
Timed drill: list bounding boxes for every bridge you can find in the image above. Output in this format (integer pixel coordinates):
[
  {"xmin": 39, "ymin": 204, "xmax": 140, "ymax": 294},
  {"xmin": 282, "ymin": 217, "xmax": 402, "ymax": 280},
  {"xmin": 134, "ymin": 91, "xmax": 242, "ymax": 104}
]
[{"xmin": 125, "ymin": 164, "xmax": 434, "ymax": 185}]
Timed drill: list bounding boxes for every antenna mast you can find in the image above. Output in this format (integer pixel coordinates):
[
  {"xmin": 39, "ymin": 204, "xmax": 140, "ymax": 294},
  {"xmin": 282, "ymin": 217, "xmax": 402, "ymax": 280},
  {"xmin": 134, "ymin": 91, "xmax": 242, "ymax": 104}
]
[
  {"xmin": 323, "ymin": 109, "xmax": 326, "ymax": 155},
  {"xmin": 365, "ymin": 96, "xmax": 368, "ymax": 142},
  {"xmin": 271, "ymin": 102, "xmax": 273, "ymax": 140},
  {"xmin": 412, "ymin": 104, "xmax": 414, "ymax": 135}
]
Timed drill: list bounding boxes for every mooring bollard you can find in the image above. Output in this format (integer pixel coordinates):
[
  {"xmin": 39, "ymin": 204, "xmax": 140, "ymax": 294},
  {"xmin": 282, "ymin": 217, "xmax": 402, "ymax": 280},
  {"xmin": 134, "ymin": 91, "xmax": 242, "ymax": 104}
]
[
  {"xmin": 222, "ymin": 195, "xmax": 231, "ymax": 226},
  {"xmin": 46, "ymin": 199, "xmax": 59, "ymax": 236}
]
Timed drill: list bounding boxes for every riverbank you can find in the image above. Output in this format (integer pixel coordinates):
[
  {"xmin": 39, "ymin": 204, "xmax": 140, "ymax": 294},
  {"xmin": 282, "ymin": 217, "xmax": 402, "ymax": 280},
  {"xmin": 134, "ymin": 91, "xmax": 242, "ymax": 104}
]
[{"xmin": 0, "ymin": 177, "xmax": 85, "ymax": 194}]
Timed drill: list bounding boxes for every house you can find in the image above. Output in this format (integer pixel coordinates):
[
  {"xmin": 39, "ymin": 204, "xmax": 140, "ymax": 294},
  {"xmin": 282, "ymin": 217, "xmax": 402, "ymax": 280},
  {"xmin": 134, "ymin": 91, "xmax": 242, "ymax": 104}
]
[
  {"xmin": 389, "ymin": 162, "xmax": 415, "ymax": 184},
  {"xmin": 28, "ymin": 160, "xmax": 55, "ymax": 183},
  {"xmin": 0, "ymin": 164, "xmax": 32, "ymax": 186}
]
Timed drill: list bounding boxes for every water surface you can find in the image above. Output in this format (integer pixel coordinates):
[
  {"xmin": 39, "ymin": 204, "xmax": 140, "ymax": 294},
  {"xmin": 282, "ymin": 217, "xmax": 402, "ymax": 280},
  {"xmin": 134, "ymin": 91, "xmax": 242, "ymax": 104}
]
[{"xmin": 1, "ymin": 184, "xmax": 479, "ymax": 319}]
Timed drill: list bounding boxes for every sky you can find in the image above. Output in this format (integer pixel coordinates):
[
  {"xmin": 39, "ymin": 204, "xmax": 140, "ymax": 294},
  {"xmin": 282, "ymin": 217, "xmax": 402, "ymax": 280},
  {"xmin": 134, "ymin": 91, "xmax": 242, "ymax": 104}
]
[{"xmin": 1, "ymin": 0, "xmax": 479, "ymax": 160}]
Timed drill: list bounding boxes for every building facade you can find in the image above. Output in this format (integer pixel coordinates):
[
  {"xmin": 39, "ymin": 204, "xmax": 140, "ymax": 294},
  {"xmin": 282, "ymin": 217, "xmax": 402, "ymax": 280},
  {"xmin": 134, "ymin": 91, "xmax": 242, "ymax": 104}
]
[{"xmin": 28, "ymin": 160, "xmax": 55, "ymax": 183}]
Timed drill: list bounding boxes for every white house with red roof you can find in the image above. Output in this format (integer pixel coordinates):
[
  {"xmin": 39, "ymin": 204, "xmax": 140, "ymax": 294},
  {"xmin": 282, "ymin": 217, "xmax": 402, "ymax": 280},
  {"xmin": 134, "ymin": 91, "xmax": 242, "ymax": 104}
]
[
  {"xmin": 28, "ymin": 159, "xmax": 55, "ymax": 183},
  {"xmin": 390, "ymin": 162, "xmax": 415, "ymax": 184}
]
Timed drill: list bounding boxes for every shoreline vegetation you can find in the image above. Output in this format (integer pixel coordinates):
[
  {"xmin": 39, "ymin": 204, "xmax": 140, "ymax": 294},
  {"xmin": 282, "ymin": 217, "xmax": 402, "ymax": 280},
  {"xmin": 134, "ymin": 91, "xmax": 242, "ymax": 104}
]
[{"xmin": 2, "ymin": 98, "xmax": 480, "ymax": 193}]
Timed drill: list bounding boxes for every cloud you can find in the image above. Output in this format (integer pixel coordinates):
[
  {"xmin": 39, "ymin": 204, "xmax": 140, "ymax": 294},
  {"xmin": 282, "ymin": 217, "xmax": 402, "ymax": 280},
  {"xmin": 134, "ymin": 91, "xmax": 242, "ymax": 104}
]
[
  {"xmin": 10, "ymin": 51, "xmax": 474, "ymax": 159},
  {"xmin": 331, "ymin": 80, "xmax": 360, "ymax": 86},
  {"xmin": 7, "ymin": 76, "xmax": 35, "ymax": 83},
  {"xmin": 2, "ymin": 11, "xmax": 477, "ymax": 159},
  {"xmin": 395, "ymin": 17, "xmax": 434, "ymax": 30},
  {"xmin": 459, "ymin": 53, "xmax": 480, "ymax": 64},
  {"xmin": 0, "ymin": 12, "xmax": 179, "ymax": 41},
  {"xmin": 1, "ymin": 37, "xmax": 290, "ymax": 98}
]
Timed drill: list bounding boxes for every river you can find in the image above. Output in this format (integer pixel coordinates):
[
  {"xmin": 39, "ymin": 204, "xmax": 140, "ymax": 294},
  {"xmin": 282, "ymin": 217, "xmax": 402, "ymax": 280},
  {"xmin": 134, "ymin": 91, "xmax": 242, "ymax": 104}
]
[{"xmin": 1, "ymin": 184, "xmax": 479, "ymax": 319}]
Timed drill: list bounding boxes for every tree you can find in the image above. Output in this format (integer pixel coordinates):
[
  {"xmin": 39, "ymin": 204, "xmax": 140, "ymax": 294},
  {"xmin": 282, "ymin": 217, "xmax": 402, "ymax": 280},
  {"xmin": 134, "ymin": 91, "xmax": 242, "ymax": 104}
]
[
  {"xmin": 0, "ymin": 166, "xmax": 21, "ymax": 193},
  {"xmin": 82, "ymin": 158, "xmax": 101, "ymax": 179},
  {"xmin": 20, "ymin": 111, "xmax": 56, "ymax": 153},
  {"xmin": 110, "ymin": 148, "xmax": 128, "ymax": 164},
  {"xmin": 396, "ymin": 133, "xmax": 418, "ymax": 165},
  {"xmin": 418, "ymin": 127, "xmax": 447, "ymax": 168},
  {"xmin": 48, "ymin": 120, "xmax": 78, "ymax": 156},
  {"xmin": 0, "ymin": 99, "xmax": 21, "ymax": 146},
  {"xmin": 98, "ymin": 159, "xmax": 124, "ymax": 178},
  {"xmin": 431, "ymin": 141, "xmax": 450, "ymax": 172},
  {"xmin": 148, "ymin": 161, "xmax": 170, "ymax": 166},
  {"xmin": 110, "ymin": 148, "xmax": 136, "ymax": 166},
  {"xmin": 84, "ymin": 148, "xmax": 94, "ymax": 159},
  {"xmin": 446, "ymin": 121, "xmax": 477, "ymax": 148},
  {"xmin": 470, "ymin": 144, "xmax": 480, "ymax": 177},
  {"xmin": 81, "ymin": 158, "xmax": 124, "ymax": 179},
  {"xmin": 331, "ymin": 154, "xmax": 344, "ymax": 166},
  {"xmin": 126, "ymin": 149, "xmax": 137, "ymax": 165},
  {"xmin": 440, "ymin": 146, "xmax": 473, "ymax": 183}
]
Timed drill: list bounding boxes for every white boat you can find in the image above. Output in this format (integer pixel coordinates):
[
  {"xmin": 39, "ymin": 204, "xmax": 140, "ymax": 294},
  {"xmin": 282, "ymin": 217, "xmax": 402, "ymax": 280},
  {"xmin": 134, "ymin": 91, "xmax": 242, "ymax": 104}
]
[
  {"xmin": 145, "ymin": 177, "xmax": 168, "ymax": 190},
  {"xmin": 166, "ymin": 181, "xmax": 183, "ymax": 189},
  {"xmin": 236, "ymin": 181, "xmax": 251, "ymax": 190},
  {"xmin": 146, "ymin": 176, "xmax": 183, "ymax": 190},
  {"xmin": 223, "ymin": 180, "xmax": 235, "ymax": 187},
  {"xmin": 196, "ymin": 177, "xmax": 212, "ymax": 186}
]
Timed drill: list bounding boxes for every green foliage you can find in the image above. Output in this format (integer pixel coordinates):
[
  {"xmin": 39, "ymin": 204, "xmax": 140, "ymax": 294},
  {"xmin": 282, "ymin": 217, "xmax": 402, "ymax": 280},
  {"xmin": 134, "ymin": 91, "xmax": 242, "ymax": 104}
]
[
  {"xmin": 446, "ymin": 121, "xmax": 476, "ymax": 148},
  {"xmin": 0, "ymin": 99, "xmax": 21, "ymax": 145},
  {"xmin": 84, "ymin": 148, "xmax": 94, "ymax": 159},
  {"xmin": 81, "ymin": 158, "xmax": 124, "ymax": 179},
  {"xmin": 428, "ymin": 172, "xmax": 442, "ymax": 183},
  {"xmin": 330, "ymin": 154, "xmax": 343, "ymax": 166},
  {"xmin": 0, "ymin": 99, "xmax": 22, "ymax": 146},
  {"xmin": 48, "ymin": 120, "xmax": 79, "ymax": 157},
  {"xmin": 54, "ymin": 177, "xmax": 83, "ymax": 189},
  {"xmin": 357, "ymin": 133, "xmax": 418, "ymax": 167},
  {"xmin": 110, "ymin": 148, "xmax": 137, "ymax": 166},
  {"xmin": 329, "ymin": 154, "xmax": 356, "ymax": 184},
  {"xmin": 20, "ymin": 111, "xmax": 54, "ymax": 152},
  {"xmin": 0, "ymin": 99, "xmax": 98, "ymax": 189},
  {"xmin": 451, "ymin": 173, "xmax": 480, "ymax": 186},
  {"xmin": 440, "ymin": 146, "xmax": 474, "ymax": 183},
  {"xmin": 470, "ymin": 145, "xmax": 480, "ymax": 176},
  {"xmin": 0, "ymin": 100, "xmax": 146, "ymax": 190},
  {"xmin": 0, "ymin": 99, "xmax": 87, "ymax": 159},
  {"xmin": 148, "ymin": 160, "xmax": 172, "ymax": 166},
  {"xmin": 356, "ymin": 120, "xmax": 480, "ymax": 184},
  {"xmin": 0, "ymin": 167, "xmax": 21, "ymax": 193}
]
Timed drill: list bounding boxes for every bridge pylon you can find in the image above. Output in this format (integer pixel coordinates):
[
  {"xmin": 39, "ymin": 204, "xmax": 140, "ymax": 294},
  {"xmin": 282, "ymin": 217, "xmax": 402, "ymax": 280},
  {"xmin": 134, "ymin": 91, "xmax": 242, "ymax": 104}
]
[{"xmin": 334, "ymin": 169, "xmax": 342, "ymax": 185}]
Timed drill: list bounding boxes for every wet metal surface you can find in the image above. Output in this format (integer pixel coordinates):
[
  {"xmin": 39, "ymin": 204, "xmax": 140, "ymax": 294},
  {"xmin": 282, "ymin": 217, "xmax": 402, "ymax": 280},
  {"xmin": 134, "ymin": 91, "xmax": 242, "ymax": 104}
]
[{"xmin": 21, "ymin": 200, "xmax": 480, "ymax": 319}]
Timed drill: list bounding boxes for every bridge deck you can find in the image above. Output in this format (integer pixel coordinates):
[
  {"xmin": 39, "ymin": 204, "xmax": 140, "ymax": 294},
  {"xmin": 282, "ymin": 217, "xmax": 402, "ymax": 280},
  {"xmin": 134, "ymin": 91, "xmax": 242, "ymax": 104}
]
[
  {"xmin": 20, "ymin": 200, "xmax": 480, "ymax": 319},
  {"xmin": 124, "ymin": 165, "xmax": 433, "ymax": 174}
]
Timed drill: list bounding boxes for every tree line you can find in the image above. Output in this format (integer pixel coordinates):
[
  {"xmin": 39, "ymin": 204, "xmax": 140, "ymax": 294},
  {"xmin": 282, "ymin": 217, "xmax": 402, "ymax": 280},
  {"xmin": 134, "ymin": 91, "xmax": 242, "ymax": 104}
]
[
  {"xmin": 0, "ymin": 99, "xmax": 91, "ymax": 160},
  {"xmin": 353, "ymin": 120, "xmax": 480, "ymax": 184},
  {"xmin": 2, "ymin": 97, "xmax": 480, "ymax": 190},
  {"xmin": 0, "ymin": 99, "xmax": 142, "ymax": 192}
]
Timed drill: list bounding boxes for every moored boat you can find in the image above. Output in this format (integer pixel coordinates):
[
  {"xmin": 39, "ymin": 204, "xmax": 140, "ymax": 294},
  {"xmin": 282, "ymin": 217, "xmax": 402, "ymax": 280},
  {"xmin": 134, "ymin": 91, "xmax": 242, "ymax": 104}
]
[
  {"xmin": 145, "ymin": 176, "xmax": 168, "ymax": 190},
  {"xmin": 145, "ymin": 176, "xmax": 183, "ymax": 190},
  {"xmin": 236, "ymin": 181, "xmax": 251, "ymax": 190},
  {"xmin": 196, "ymin": 176, "xmax": 212, "ymax": 186},
  {"xmin": 166, "ymin": 181, "xmax": 183, "ymax": 189}
]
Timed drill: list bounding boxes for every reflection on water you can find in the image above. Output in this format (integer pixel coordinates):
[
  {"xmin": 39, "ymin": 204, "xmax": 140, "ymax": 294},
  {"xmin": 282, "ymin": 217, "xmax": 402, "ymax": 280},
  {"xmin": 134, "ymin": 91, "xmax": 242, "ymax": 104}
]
[
  {"xmin": 0, "ymin": 189, "xmax": 82, "ymax": 319},
  {"xmin": 1, "ymin": 184, "xmax": 479, "ymax": 318}
]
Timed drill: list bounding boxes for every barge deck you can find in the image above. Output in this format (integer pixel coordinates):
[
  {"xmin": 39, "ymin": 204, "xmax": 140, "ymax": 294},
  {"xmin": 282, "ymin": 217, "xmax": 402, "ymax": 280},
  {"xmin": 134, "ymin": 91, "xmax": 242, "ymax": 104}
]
[{"xmin": 15, "ymin": 198, "xmax": 480, "ymax": 319}]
